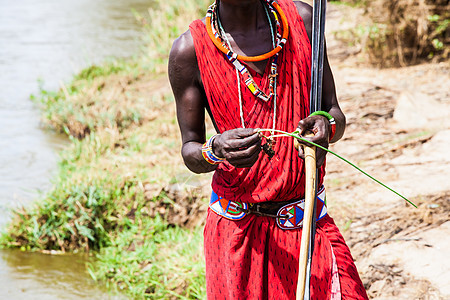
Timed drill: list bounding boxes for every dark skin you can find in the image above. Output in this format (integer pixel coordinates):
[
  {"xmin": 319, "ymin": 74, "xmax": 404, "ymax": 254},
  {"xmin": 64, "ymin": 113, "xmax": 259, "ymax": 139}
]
[{"xmin": 168, "ymin": 0, "xmax": 346, "ymax": 174}]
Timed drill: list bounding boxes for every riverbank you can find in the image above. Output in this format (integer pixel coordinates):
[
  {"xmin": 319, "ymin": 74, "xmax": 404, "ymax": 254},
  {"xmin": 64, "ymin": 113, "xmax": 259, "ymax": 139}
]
[
  {"xmin": 1, "ymin": 0, "xmax": 210, "ymax": 298},
  {"xmin": 2, "ymin": 60, "xmax": 207, "ymax": 297},
  {"xmin": 2, "ymin": 0, "xmax": 449, "ymax": 299}
]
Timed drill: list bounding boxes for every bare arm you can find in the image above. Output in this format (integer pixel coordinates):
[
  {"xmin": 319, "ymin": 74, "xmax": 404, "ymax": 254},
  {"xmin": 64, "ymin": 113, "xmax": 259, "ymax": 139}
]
[
  {"xmin": 168, "ymin": 30, "xmax": 261, "ymax": 173},
  {"xmin": 169, "ymin": 30, "xmax": 216, "ymax": 174}
]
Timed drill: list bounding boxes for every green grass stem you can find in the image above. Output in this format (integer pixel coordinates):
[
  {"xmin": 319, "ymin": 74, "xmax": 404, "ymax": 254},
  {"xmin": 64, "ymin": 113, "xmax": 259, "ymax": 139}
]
[{"xmin": 258, "ymin": 129, "xmax": 417, "ymax": 208}]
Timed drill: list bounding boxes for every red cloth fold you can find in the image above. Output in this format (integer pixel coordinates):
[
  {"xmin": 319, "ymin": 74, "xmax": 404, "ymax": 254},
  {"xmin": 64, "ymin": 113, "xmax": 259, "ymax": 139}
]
[
  {"xmin": 190, "ymin": 0, "xmax": 325, "ymax": 205},
  {"xmin": 189, "ymin": 0, "xmax": 369, "ymax": 298},
  {"xmin": 204, "ymin": 213, "xmax": 368, "ymax": 299}
]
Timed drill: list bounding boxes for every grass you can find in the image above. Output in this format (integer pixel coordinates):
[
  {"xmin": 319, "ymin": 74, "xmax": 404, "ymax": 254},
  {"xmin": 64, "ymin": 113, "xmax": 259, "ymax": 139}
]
[
  {"xmin": 332, "ymin": 0, "xmax": 449, "ymax": 67},
  {"xmin": 91, "ymin": 216, "xmax": 206, "ymax": 298},
  {"xmin": 329, "ymin": 0, "xmax": 368, "ymax": 7},
  {"xmin": 0, "ymin": 0, "xmax": 211, "ymax": 298}
]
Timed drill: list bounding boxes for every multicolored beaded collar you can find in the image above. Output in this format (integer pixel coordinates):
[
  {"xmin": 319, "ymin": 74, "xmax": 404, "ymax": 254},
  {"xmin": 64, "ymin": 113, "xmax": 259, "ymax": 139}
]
[
  {"xmin": 206, "ymin": 0, "xmax": 289, "ymax": 103},
  {"xmin": 206, "ymin": 0, "xmax": 289, "ymax": 62}
]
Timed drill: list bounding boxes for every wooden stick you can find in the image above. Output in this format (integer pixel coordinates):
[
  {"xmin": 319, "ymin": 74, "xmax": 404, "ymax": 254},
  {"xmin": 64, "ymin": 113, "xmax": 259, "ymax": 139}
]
[{"xmin": 296, "ymin": 142, "xmax": 317, "ymax": 300}]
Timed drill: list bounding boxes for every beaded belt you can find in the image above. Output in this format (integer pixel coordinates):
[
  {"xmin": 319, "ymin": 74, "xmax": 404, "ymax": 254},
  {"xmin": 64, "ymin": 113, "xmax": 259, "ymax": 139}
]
[{"xmin": 209, "ymin": 186, "xmax": 327, "ymax": 230}]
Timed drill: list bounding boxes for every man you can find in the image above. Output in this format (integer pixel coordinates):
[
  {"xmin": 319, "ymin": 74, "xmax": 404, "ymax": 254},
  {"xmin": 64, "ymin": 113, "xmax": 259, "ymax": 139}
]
[{"xmin": 169, "ymin": 0, "xmax": 368, "ymax": 298}]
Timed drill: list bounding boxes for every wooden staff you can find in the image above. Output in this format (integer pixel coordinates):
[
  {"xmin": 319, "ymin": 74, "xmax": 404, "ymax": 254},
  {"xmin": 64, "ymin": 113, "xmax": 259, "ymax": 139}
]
[
  {"xmin": 297, "ymin": 0, "xmax": 327, "ymax": 298},
  {"xmin": 296, "ymin": 138, "xmax": 317, "ymax": 300}
]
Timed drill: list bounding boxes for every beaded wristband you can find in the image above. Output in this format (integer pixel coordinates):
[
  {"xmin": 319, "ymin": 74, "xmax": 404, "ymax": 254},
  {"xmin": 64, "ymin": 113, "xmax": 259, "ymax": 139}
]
[
  {"xmin": 310, "ymin": 111, "xmax": 336, "ymax": 142},
  {"xmin": 202, "ymin": 134, "xmax": 225, "ymax": 165}
]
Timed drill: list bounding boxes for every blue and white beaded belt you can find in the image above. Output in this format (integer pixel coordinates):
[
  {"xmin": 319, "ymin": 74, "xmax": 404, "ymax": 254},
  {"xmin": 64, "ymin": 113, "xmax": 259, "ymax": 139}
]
[
  {"xmin": 209, "ymin": 190, "xmax": 249, "ymax": 220},
  {"xmin": 209, "ymin": 186, "xmax": 328, "ymax": 230}
]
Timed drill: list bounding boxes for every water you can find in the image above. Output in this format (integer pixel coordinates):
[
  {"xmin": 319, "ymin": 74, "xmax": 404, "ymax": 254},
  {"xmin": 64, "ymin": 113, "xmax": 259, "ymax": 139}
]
[
  {"xmin": 0, "ymin": 0, "xmax": 152, "ymax": 298},
  {"xmin": 0, "ymin": 250, "xmax": 125, "ymax": 299}
]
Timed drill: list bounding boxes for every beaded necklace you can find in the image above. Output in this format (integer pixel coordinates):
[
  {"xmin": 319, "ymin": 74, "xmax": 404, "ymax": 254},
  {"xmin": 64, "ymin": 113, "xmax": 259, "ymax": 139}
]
[
  {"xmin": 206, "ymin": 0, "xmax": 289, "ymax": 62},
  {"xmin": 207, "ymin": 0, "xmax": 288, "ymax": 103},
  {"xmin": 216, "ymin": 1, "xmax": 278, "ymax": 130}
]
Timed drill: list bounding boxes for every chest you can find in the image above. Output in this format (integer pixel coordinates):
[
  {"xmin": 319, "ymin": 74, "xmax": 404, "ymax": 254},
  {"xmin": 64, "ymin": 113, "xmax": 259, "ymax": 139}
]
[{"xmin": 222, "ymin": 29, "xmax": 274, "ymax": 75}]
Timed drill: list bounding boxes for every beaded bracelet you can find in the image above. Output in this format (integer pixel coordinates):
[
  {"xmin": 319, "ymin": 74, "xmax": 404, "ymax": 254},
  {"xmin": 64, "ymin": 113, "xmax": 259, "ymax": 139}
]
[
  {"xmin": 202, "ymin": 134, "xmax": 226, "ymax": 165},
  {"xmin": 310, "ymin": 111, "xmax": 336, "ymax": 142}
]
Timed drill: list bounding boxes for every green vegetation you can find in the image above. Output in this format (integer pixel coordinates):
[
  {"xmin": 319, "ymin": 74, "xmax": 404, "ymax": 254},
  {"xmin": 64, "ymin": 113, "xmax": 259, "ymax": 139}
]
[
  {"xmin": 333, "ymin": 0, "xmax": 449, "ymax": 67},
  {"xmin": 90, "ymin": 215, "xmax": 205, "ymax": 298},
  {"xmin": 329, "ymin": 0, "xmax": 368, "ymax": 7},
  {"xmin": 1, "ymin": 0, "xmax": 210, "ymax": 298}
]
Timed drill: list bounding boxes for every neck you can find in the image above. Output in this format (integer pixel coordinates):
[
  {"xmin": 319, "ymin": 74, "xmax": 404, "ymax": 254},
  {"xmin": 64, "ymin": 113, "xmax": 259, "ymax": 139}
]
[{"xmin": 217, "ymin": 0, "xmax": 268, "ymax": 33}]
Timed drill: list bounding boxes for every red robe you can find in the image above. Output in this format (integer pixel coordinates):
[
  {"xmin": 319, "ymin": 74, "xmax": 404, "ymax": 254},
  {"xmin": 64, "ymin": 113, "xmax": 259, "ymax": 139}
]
[{"xmin": 189, "ymin": 0, "xmax": 368, "ymax": 298}]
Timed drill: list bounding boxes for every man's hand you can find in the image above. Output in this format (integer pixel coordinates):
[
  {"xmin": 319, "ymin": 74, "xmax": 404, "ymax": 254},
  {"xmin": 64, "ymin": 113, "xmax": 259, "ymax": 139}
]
[
  {"xmin": 213, "ymin": 128, "xmax": 262, "ymax": 168},
  {"xmin": 296, "ymin": 115, "xmax": 330, "ymax": 167}
]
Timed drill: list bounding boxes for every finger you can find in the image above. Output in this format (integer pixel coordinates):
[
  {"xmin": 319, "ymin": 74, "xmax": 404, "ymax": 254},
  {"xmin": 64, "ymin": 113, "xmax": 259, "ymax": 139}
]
[
  {"xmin": 297, "ymin": 119, "xmax": 309, "ymax": 136},
  {"xmin": 307, "ymin": 135, "xmax": 328, "ymax": 148},
  {"xmin": 225, "ymin": 132, "xmax": 261, "ymax": 150},
  {"xmin": 225, "ymin": 143, "xmax": 261, "ymax": 161},
  {"xmin": 233, "ymin": 128, "xmax": 260, "ymax": 138},
  {"xmin": 303, "ymin": 125, "xmax": 328, "ymax": 146},
  {"xmin": 226, "ymin": 143, "xmax": 261, "ymax": 167},
  {"xmin": 297, "ymin": 117, "xmax": 317, "ymax": 133},
  {"xmin": 228, "ymin": 152, "xmax": 260, "ymax": 168},
  {"xmin": 295, "ymin": 135, "xmax": 318, "ymax": 155},
  {"xmin": 297, "ymin": 136, "xmax": 316, "ymax": 148},
  {"xmin": 296, "ymin": 129, "xmax": 316, "ymax": 149}
]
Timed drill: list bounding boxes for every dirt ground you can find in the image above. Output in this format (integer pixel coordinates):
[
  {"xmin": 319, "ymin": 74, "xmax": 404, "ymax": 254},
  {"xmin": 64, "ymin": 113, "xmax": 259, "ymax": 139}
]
[
  {"xmin": 324, "ymin": 4, "xmax": 450, "ymax": 299},
  {"xmin": 163, "ymin": 3, "xmax": 449, "ymax": 299}
]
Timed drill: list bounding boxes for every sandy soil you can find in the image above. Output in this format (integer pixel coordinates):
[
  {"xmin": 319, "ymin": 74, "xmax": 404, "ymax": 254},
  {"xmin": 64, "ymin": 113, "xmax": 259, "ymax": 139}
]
[{"xmin": 324, "ymin": 4, "xmax": 450, "ymax": 299}]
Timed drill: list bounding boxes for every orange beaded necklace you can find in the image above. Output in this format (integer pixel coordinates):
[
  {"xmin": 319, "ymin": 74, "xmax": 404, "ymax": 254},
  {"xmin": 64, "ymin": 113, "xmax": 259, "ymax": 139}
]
[{"xmin": 206, "ymin": 0, "xmax": 289, "ymax": 62}]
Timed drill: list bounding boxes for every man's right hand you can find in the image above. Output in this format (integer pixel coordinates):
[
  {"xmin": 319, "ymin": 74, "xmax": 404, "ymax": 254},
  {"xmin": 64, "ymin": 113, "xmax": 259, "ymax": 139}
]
[{"xmin": 213, "ymin": 128, "xmax": 262, "ymax": 168}]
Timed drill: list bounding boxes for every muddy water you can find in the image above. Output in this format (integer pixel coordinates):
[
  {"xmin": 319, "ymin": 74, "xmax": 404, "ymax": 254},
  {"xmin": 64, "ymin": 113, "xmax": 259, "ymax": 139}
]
[
  {"xmin": 0, "ymin": 250, "xmax": 126, "ymax": 299},
  {"xmin": 0, "ymin": 0, "xmax": 152, "ymax": 298}
]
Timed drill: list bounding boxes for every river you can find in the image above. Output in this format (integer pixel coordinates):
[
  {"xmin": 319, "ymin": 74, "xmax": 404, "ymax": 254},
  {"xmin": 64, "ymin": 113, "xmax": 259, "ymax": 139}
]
[{"xmin": 0, "ymin": 0, "xmax": 152, "ymax": 298}]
